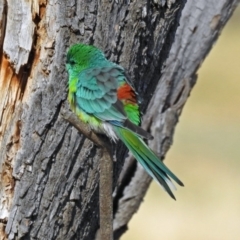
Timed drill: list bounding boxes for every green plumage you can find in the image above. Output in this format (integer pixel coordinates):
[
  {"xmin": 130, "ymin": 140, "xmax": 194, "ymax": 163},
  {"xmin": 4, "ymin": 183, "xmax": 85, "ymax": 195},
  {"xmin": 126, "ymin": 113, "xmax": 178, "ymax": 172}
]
[
  {"xmin": 113, "ymin": 127, "xmax": 183, "ymax": 199},
  {"xmin": 66, "ymin": 43, "xmax": 183, "ymax": 199}
]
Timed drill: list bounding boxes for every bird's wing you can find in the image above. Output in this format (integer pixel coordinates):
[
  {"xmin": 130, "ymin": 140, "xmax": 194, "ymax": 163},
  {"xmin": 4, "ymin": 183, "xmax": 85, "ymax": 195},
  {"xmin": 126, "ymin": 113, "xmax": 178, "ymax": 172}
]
[
  {"xmin": 76, "ymin": 66, "xmax": 127, "ymax": 121},
  {"xmin": 76, "ymin": 66, "xmax": 152, "ymax": 140}
]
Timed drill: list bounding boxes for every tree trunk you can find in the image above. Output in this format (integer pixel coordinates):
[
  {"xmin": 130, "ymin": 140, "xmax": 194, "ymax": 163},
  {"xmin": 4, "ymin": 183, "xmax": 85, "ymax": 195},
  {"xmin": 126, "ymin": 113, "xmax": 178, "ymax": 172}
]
[{"xmin": 0, "ymin": 0, "xmax": 238, "ymax": 239}]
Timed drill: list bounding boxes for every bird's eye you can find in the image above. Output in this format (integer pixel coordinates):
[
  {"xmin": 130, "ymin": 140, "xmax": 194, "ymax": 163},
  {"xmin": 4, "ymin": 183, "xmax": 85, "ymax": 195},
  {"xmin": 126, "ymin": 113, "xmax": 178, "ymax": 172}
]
[
  {"xmin": 66, "ymin": 57, "xmax": 76, "ymax": 65},
  {"xmin": 69, "ymin": 59, "xmax": 76, "ymax": 65}
]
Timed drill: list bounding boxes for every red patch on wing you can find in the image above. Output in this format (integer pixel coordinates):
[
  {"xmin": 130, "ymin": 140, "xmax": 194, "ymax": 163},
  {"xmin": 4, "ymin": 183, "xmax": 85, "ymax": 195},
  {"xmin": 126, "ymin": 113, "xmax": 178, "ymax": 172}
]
[{"xmin": 117, "ymin": 83, "xmax": 137, "ymax": 104}]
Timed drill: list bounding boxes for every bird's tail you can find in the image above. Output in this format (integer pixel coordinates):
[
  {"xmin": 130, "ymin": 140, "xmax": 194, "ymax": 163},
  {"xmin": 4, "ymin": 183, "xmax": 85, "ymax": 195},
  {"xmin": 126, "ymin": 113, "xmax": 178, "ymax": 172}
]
[{"xmin": 113, "ymin": 127, "xmax": 184, "ymax": 200}]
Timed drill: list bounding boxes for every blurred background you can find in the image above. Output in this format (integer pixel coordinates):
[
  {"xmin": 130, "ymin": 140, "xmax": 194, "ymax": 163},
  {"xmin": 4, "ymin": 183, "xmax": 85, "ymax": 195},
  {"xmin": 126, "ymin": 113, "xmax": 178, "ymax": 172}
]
[{"xmin": 123, "ymin": 6, "xmax": 240, "ymax": 240}]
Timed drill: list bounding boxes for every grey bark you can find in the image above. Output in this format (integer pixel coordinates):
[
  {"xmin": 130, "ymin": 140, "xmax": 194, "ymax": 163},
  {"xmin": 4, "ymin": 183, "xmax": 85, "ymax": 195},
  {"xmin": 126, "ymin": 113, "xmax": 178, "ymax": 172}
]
[{"xmin": 0, "ymin": 0, "xmax": 238, "ymax": 239}]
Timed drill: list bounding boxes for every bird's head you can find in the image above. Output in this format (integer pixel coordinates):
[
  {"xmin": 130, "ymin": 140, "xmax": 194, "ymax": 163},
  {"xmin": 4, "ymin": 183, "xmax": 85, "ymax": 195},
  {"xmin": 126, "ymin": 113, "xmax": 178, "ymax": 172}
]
[{"xmin": 66, "ymin": 44, "xmax": 106, "ymax": 75}]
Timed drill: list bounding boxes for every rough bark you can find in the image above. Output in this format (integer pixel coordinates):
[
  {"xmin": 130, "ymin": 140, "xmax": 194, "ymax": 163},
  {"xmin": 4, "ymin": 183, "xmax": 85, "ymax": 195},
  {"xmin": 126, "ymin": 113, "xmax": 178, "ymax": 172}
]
[{"xmin": 0, "ymin": 0, "xmax": 238, "ymax": 240}]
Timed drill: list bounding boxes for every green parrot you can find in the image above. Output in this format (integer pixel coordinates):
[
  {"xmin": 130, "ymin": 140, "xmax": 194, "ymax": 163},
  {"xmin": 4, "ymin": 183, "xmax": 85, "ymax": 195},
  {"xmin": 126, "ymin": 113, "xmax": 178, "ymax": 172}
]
[{"xmin": 66, "ymin": 44, "xmax": 183, "ymax": 199}]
